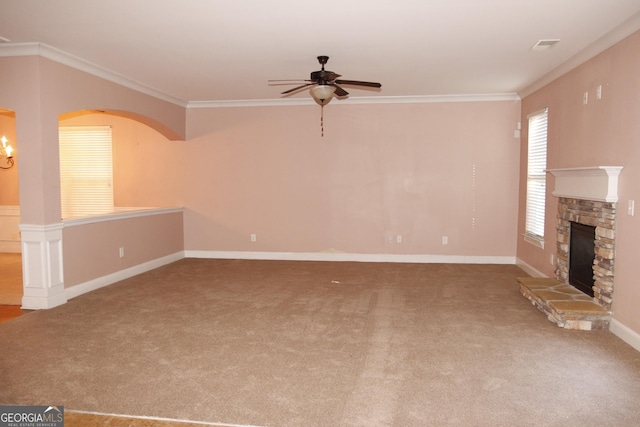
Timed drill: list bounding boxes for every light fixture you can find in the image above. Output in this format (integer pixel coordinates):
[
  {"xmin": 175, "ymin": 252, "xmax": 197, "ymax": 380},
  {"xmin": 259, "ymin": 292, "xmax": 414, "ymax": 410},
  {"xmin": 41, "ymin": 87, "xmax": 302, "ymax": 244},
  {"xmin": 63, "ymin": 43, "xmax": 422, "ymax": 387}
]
[
  {"xmin": 310, "ymin": 84, "xmax": 336, "ymax": 105},
  {"xmin": 310, "ymin": 84, "xmax": 337, "ymax": 137},
  {"xmin": 0, "ymin": 135, "xmax": 15, "ymax": 169}
]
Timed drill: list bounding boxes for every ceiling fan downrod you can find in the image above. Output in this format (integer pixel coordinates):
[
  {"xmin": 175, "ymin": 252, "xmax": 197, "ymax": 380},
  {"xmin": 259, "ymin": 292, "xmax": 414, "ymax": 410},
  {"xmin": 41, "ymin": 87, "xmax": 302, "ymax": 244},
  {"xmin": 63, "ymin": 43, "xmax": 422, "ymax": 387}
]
[{"xmin": 317, "ymin": 55, "xmax": 329, "ymax": 68}]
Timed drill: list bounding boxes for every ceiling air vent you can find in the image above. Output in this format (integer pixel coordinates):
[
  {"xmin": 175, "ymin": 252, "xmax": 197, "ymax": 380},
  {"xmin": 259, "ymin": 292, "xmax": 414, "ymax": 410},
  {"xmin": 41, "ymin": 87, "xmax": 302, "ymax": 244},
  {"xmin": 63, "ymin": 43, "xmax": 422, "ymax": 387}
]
[{"xmin": 531, "ymin": 39, "xmax": 560, "ymax": 51}]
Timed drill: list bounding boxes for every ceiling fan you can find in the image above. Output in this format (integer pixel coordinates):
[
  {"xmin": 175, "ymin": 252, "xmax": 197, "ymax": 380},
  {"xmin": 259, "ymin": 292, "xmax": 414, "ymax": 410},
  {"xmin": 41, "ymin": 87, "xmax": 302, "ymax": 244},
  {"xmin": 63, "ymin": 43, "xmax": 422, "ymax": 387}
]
[
  {"xmin": 269, "ymin": 56, "xmax": 381, "ymax": 136},
  {"xmin": 269, "ymin": 56, "xmax": 382, "ymax": 105}
]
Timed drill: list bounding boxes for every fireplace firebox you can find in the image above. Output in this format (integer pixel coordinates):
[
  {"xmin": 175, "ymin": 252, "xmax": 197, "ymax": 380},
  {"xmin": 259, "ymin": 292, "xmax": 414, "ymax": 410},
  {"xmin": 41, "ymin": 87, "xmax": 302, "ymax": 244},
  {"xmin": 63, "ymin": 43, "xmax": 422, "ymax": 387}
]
[{"xmin": 569, "ymin": 222, "xmax": 596, "ymax": 297}]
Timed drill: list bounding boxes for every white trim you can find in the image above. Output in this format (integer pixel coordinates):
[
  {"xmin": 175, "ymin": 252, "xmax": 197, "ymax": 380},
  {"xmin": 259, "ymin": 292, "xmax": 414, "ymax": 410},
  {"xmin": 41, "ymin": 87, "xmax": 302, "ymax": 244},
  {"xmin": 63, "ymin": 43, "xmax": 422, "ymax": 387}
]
[
  {"xmin": 19, "ymin": 223, "xmax": 66, "ymax": 309},
  {"xmin": 610, "ymin": 319, "xmax": 640, "ymax": 353},
  {"xmin": 523, "ymin": 233, "xmax": 545, "ymax": 249},
  {"xmin": 0, "ymin": 205, "xmax": 21, "ymax": 252},
  {"xmin": 519, "ymin": 11, "xmax": 640, "ymax": 98},
  {"xmin": 187, "ymin": 93, "xmax": 521, "ymax": 109},
  {"xmin": 63, "ymin": 206, "xmax": 184, "ymax": 227},
  {"xmin": 0, "ymin": 42, "xmax": 187, "ymax": 107},
  {"xmin": 515, "ymin": 257, "xmax": 548, "ymax": 278},
  {"xmin": 526, "ymin": 107, "xmax": 548, "ymax": 119},
  {"xmin": 65, "ymin": 251, "xmax": 184, "ymax": 300},
  {"xmin": 185, "ymin": 250, "xmax": 516, "ymax": 265}
]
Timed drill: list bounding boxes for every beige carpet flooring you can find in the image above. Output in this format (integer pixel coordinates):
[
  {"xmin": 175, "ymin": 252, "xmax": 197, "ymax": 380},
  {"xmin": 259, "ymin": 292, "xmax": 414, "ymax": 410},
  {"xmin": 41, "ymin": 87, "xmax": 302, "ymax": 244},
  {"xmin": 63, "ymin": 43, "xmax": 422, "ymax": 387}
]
[
  {"xmin": 0, "ymin": 252, "xmax": 23, "ymax": 305},
  {"xmin": 1, "ymin": 259, "xmax": 639, "ymax": 426}
]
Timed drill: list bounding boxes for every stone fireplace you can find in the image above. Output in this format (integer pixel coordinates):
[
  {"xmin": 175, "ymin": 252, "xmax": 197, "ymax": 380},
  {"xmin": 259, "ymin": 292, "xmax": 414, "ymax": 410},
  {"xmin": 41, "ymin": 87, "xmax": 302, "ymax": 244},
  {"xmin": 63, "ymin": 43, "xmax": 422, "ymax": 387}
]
[
  {"xmin": 555, "ymin": 197, "xmax": 616, "ymax": 309},
  {"xmin": 518, "ymin": 166, "xmax": 622, "ymax": 330},
  {"xmin": 549, "ymin": 166, "xmax": 622, "ymax": 310}
]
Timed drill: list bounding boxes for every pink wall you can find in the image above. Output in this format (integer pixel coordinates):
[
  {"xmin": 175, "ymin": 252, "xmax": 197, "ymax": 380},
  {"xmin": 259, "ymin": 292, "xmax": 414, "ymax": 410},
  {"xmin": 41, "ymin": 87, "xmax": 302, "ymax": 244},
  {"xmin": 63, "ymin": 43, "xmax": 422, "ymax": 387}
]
[
  {"xmin": 63, "ymin": 100, "xmax": 521, "ymax": 258},
  {"xmin": 184, "ymin": 101, "xmax": 521, "ymax": 256},
  {"xmin": 62, "ymin": 211, "xmax": 184, "ymax": 287},
  {"xmin": 518, "ymin": 30, "xmax": 640, "ymax": 332}
]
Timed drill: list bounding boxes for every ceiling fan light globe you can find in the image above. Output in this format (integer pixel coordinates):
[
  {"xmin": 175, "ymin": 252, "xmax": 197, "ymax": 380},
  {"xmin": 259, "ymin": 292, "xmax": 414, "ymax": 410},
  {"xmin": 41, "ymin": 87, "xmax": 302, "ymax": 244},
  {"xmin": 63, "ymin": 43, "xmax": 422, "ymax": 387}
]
[{"xmin": 310, "ymin": 85, "xmax": 336, "ymax": 102}]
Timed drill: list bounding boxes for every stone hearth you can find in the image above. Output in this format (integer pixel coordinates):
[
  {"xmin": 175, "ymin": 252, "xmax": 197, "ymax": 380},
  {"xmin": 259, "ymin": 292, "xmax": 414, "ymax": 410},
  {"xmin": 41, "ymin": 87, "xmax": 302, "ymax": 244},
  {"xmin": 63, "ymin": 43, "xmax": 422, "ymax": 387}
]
[{"xmin": 518, "ymin": 277, "xmax": 610, "ymax": 330}]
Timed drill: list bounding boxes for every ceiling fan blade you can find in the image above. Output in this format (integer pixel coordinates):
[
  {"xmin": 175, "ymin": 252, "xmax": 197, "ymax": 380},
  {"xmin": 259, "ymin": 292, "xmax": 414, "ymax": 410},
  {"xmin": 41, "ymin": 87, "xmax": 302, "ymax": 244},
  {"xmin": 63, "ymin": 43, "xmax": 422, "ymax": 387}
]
[
  {"xmin": 324, "ymin": 71, "xmax": 341, "ymax": 81},
  {"xmin": 268, "ymin": 79, "xmax": 312, "ymax": 83},
  {"xmin": 331, "ymin": 84, "xmax": 349, "ymax": 97},
  {"xmin": 334, "ymin": 79, "xmax": 382, "ymax": 88},
  {"xmin": 281, "ymin": 83, "xmax": 315, "ymax": 94}
]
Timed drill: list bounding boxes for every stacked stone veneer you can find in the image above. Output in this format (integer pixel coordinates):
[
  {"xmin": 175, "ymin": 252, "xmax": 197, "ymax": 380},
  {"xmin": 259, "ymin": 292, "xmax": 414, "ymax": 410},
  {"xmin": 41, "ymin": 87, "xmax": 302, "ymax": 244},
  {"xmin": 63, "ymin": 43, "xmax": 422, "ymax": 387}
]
[{"xmin": 555, "ymin": 197, "xmax": 616, "ymax": 310}]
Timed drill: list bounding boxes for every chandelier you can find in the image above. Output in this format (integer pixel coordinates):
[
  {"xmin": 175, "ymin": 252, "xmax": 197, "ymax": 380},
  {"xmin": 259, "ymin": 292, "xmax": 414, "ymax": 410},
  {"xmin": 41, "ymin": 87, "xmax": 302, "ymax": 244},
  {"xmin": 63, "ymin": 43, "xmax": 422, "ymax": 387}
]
[{"xmin": 0, "ymin": 135, "xmax": 15, "ymax": 169}]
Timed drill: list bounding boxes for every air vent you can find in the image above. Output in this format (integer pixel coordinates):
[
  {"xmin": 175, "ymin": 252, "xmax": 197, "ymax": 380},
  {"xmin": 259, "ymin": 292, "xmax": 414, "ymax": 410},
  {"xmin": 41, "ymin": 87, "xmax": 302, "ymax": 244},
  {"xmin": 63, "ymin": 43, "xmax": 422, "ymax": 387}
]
[{"xmin": 531, "ymin": 39, "xmax": 560, "ymax": 51}]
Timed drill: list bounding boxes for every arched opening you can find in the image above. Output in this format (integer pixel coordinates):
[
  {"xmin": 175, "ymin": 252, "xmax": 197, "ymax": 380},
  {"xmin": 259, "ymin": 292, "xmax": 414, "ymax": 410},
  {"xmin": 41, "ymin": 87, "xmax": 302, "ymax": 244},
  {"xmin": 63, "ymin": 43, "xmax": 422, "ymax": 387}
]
[
  {"xmin": 0, "ymin": 108, "xmax": 23, "ymax": 310},
  {"xmin": 59, "ymin": 109, "xmax": 185, "ymax": 142},
  {"xmin": 58, "ymin": 109, "xmax": 184, "ymax": 215}
]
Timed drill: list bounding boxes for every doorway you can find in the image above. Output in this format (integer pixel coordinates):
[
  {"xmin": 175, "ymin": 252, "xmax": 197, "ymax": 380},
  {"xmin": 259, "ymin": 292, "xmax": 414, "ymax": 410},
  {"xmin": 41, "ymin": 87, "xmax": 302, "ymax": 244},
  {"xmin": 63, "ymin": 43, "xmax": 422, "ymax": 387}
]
[{"xmin": 0, "ymin": 109, "xmax": 23, "ymax": 306}]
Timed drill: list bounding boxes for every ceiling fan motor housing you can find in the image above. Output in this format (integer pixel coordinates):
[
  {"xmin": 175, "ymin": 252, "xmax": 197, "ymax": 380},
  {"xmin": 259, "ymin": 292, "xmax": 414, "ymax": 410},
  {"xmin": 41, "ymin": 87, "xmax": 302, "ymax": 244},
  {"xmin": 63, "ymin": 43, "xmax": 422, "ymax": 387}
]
[{"xmin": 311, "ymin": 70, "xmax": 337, "ymax": 84}]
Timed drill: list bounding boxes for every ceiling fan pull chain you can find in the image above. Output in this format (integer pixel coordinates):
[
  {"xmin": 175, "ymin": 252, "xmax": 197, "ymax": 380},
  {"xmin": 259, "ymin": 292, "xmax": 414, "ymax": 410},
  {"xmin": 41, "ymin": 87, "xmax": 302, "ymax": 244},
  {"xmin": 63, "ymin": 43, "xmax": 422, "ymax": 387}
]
[{"xmin": 320, "ymin": 104, "xmax": 325, "ymax": 137}]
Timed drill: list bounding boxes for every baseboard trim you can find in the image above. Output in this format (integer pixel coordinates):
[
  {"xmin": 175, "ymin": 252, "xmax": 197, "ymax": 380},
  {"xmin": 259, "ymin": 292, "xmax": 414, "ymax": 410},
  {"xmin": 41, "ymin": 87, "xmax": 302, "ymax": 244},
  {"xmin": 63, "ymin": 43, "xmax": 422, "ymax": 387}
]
[
  {"xmin": 185, "ymin": 250, "xmax": 516, "ymax": 264},
  {"xmin": 515, "ymin": 258, "xmax": 548, "ymax": 277},
  {"xmin": 610, "ymin": 319, "xmax": 640, "ymax": 353},
  {"xmin": 65, "ymin": 251, "xmax": 185, "ymax": 301}
]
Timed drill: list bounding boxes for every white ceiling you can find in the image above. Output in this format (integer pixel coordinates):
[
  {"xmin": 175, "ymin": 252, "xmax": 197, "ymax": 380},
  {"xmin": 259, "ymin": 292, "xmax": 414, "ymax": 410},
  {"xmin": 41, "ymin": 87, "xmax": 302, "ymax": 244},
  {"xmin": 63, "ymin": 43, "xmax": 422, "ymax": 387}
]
[{"xmin": 2, "ymin": 0, "xmax": 640, "ymax": 105}]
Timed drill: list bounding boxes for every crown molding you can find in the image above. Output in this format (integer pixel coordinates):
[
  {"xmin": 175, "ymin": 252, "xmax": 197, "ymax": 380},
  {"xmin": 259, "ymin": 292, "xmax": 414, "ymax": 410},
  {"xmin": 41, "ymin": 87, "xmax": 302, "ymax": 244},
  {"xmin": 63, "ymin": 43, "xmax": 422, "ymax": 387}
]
[
  {"xmin": 519, "ymin": 11, "xmax": 640, "ymax": 98},
  {"xmin": 1, "ymin": 42, "xmax": 519, "ymax": 109},
  {"xmin": 187, "ymin": 93, "xmax": 520, "ymax": 109},
  {"xmin": 0, "ymin": 42, "xmax": 188, "ymax": 107}
]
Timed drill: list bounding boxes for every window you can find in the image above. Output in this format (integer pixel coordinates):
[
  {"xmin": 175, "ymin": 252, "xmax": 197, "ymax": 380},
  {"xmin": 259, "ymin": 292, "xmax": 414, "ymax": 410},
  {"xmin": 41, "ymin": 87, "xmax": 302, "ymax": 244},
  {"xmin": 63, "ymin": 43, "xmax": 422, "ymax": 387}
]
[
  {"xmin": 524, "ymin": 108, "xmax": 548, "ymax": 248},
  {"xmin": 59, "ymin": 125, "xmax": 114, "ymax": 219}
]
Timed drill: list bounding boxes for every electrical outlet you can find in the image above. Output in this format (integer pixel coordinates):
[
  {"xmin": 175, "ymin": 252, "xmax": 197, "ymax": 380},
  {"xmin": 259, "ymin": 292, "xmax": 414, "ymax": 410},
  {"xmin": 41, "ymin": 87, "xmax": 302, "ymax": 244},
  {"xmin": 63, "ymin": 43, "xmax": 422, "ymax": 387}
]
[
  {"xmin": 396, "ymin": 235, "xmax": 402, "ymax": 244},
  {"xmin": 250, "ymin": 234, "xmax": 257, "ymax": 242},
  {"xmin": 442, "ymin": 236, "xmax": 448, "ymax": 245},
  {"xmin": 119, "ymin": 247, "xmax": 125, "ymax": 258}
]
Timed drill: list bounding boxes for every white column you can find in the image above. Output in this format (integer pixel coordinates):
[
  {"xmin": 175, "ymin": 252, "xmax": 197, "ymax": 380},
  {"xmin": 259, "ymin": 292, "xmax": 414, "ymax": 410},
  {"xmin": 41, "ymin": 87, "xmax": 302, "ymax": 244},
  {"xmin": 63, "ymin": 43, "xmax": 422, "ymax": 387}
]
[{"xmin": 19, "ymin": 223, "xmax": 66, "ymax": 309}]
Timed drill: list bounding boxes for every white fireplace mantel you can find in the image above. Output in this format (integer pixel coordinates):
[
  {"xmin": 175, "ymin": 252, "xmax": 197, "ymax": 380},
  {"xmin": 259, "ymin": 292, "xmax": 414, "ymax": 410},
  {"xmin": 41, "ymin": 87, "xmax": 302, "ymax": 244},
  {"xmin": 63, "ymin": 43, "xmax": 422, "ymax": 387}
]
[{"xmin": 547, "ymin": 166, "xmax": 623, "ymax": 203}]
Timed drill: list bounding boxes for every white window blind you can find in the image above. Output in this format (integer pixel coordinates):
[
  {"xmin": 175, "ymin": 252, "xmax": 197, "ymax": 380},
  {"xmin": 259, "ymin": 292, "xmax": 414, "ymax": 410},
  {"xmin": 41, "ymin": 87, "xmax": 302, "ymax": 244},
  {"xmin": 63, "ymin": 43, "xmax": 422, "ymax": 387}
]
[
  {"xmin": 525, "ymin": 109, "xmax": 548, "ymax": 246},
  {"xmin": 59, "ymin": 125, "xmax": 114, "ymax": 219}
]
